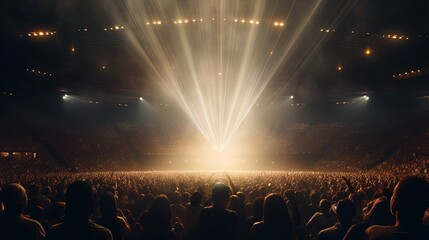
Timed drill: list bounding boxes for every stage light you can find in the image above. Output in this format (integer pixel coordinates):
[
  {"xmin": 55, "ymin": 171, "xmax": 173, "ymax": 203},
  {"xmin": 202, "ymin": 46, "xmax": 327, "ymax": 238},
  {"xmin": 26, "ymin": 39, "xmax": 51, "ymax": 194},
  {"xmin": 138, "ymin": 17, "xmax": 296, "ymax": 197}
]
[
  {"xmin": 115, "ymin": 26, "xmax": 119, "ymax": 29},
  {"xmin": 365, "ymin": 48, "xmax": 371, "ymax": 55},
  {"xmin": 139, "ymin": 97, "xmax": 143, "ymax": 101},
  {"xmin": 102, "ymin": 66, "xmax": 106, "ymax": 70},
  {"xmin": 39, "ymin": 32, "xmax": 44, "ymax": 36},
  {"xmin": 337, "ymin": 65, "xmax": 342, "ymax": 71},
  {"xmin": 290, "ymin": 95, "xmax": 294, "ymax": 99},
  {"xmin": 71, "ymin": 47, "xmax": 75, "ymax": 52},
  {"xmin": 63, "ymin": 94, "xmax": 68, "ymax": 100},
  {"xmin": 113, "ymin": 0, "xmax": 323, "ymax": 149}
]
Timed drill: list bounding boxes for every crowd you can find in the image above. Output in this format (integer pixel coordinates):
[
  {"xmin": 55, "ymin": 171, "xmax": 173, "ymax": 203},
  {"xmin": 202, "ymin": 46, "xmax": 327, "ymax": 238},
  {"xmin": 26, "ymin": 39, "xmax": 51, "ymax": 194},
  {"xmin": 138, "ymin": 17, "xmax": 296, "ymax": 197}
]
[
  {"xmin": 0, "ymin": 171, "xmax": 428, "ymax": 240},
  {"xmin": 2, "ymin": 108, "xmax": 429, "ymax": 173}
]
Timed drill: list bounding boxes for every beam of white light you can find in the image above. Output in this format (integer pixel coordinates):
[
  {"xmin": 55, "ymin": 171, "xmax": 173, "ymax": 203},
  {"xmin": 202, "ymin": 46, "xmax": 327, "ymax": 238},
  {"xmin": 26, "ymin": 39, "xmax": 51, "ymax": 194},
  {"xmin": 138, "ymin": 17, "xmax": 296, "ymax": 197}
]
[{"xmin": 112, "ymin": 0, "xmax": 322, "ymax": 149}]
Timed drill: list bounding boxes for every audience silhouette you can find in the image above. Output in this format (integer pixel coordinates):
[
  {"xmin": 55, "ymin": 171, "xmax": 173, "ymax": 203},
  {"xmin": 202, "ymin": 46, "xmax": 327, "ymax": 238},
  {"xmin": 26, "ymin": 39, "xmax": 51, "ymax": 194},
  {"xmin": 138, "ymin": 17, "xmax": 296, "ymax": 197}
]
[
  {"xmin": 316, "ymin": 198, "xmax": 355, "ymax": 240},
  {"xmin": 96, "ymin": 192, "xmax": 130, "ymax": 240},
  {"xmin": 139, "ymin": 194, "xmax": 176, "ymax": 240},
  {"xmin": 200, "ymin": 182, "xmax": 237, "ymax": 240},
  {"xmin": 45, "ymin": 180, "xmax": 113, "ymax": 240},
  {"xmin": 365, "ymin": 176, "xmax": 429, "ymax": 240},
  {"xmin": 0, "ymin": 183, "xmax": 45, "ymax": 240},
  {"xmin": 249, "ymin": 193, "xmax": 295, "ymax": 240}
]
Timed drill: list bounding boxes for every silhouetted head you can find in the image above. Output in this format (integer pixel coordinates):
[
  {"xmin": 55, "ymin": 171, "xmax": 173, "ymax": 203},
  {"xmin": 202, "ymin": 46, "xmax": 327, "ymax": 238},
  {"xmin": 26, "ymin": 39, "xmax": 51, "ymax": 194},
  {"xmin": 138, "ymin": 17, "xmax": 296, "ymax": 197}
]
[
  {"xmin": 228, "ymin": 195, "xmax": 240, "ymax": 212},
  {"xmin": 391, "ymin": 176, "xmax": 429, "ymax": 225},
  {"xmin": 147, "ymin": 194, "xmax": 172, "ymax": 229},
  {"xmin": 170, "ymin": 191, "xmax": 182, "ymax": 205},
  {"xmin": 319, "ymin": 199, "xmax": 331, "ymax": 214},
  {"xmin": 363, "ymin": 197, "xmax": 394, "ymax": 225},
  {"xmin": 0, "ymin": 183, "xmax": 27, "ymax": 214},
  {"xmin": 332, "ymin": 199, "xmax": 355, "ymax": 222},
  {"xmin": 252, "ymin": 197, "xmax": 264, "ymax": 222},
  {"xmin": 29, "ymin": 184, "xmax": 41, "ymax": 196},
  {"xmin": 211, "ymin": 182, "xmax": 231, "ymax": 208},
  {"xmin": 263, "ymin": 194, "xmax": 293, "ymax": 228},
  {"xmin": 29, "ymin": 205, "xmax": 45, "ymax": 222},
  {"xmin": 65, "ymin": 180, "xmax": 94, "ymax": 222},
  {"xmin": 190, "ymin": 191, "xmax": 202, "ymax": 207},
  {"xmin": 100, "ymin": 192, "xmax": 118, "ymax": 220},
  {"xmin": 48, "ymin": 201, "xmax": 65, "ymax": 221}
]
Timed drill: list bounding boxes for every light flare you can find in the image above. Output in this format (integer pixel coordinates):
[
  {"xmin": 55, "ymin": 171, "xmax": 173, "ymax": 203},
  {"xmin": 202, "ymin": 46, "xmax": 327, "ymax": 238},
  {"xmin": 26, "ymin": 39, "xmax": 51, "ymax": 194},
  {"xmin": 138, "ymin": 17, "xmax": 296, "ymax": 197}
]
[{"xmin": 112, "ymin": 0, "xmax": 322, "ymax": 149}]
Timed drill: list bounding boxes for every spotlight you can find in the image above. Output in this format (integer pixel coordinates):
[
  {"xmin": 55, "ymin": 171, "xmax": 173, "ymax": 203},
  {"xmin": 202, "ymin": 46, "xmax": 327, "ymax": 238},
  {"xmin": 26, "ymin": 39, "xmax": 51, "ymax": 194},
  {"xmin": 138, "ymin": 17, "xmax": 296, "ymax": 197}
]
[
  {"xmin": 365, "ymin": 48, "xmax": 371, "ymax": 55},
  {"xmin": 290, "ymin": 95, "xmax": 294, "ymax": 99},
  {"xmin": 337, "ymin": 65, "xmax": 342, "ymax": 71},
  {"xmin": 63, "ymin": 94, "xmax": 68, "ymax": 100},
  {"xmin": 139, "ymin": 97, "xmax": 143, "ymax": 101}
]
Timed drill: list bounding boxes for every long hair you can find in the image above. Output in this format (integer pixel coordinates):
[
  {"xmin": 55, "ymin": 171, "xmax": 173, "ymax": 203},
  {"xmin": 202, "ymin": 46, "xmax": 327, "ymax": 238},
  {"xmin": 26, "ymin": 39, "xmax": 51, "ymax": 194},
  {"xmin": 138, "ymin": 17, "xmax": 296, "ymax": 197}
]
[
  {"xmin": 262, "ymin": 193, "xmax": 294, "ymax": 238},
  {"xmin": 100, "ymin": 192, "xmax": 118, "ymax": 221},
  {"xmin": 146, "ymin": 194, "xmax": 172, "ymax": 230}
]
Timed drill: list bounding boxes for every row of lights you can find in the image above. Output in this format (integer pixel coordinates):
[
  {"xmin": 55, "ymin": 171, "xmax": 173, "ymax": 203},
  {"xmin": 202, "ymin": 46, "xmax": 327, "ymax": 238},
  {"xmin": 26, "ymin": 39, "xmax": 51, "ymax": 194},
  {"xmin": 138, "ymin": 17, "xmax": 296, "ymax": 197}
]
[
  {"xmin": 382, "ymin": 34, "xmax": 409, "ymax": 40},
  {"xmin": 393, "ymin": 69, "xmax": 422, "ymax": 79},
  {"xmin": 291, "ymin": 103, "xmax": 306, "ymax": 107},
  {"xmin": 103, "ymin": 26, "xmax": 125, "ymax": 31},
  {"xmin": 27, "ymin": 31, "xmax": 56, "ymax": 37},
  {"xmin": 26, "ymin": 68, "xmax": 52, "ymax": 77},
  {"xmin": 320, "ymin": 29, "xmax": 412, "ymax": 40},
  {"xmin": 59, "ymin": 94, "xmax": 371, "ymax": 107},
  {"xmin": 170, "ymin": 18, "xmax": 263, "ymax": 25}
]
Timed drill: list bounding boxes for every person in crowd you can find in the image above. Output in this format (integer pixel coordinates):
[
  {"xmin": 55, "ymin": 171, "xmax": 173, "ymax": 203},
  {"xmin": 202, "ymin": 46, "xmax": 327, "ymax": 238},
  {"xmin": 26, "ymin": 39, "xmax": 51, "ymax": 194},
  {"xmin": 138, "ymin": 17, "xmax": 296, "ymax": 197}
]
[
  {"xmin": 27, "ymin": 184, "xmax": 51, "ymax": 212},
  {"xmin": 249, "ymin": 193, "xmax": 295, "ymax": 240},
  {"xmin": 199, "ymin": 182, "xmax": 237, "ymax": 240},
  {"xmin": 170, "ymin": 191, "xmax": 187, "ymax": 225},
  {"xmin": 365, "ymin": 176, "xmax": 429, "ymax": 240},
  {"xmin": 316, "ymin": 198, "xmax": 355, "ymax": 240},
  {"xmin": 96, "ymin": 192, "xmax": 130, "ymax": 240},
  {"xmin": 185, "ymin": 191, "xmax": 204, "ymax": 240},
  {"xmin": 139, "ymin": 194, "xmax": 176, "ymax": 240},
  {"xmin": 46, "ymin": 201, "xmax": 65, "ymax": 228},
  {"xmin": 344, "ymin": 196, "xmax": 394, "ymax": 240},
  {"xmin": 306, "ymin": 199, "xmax": 336, "ymax": 239},
  {"xmin": 246, "ymin": 197, "xmax": 264, "ymax": 234},
  {"xmin": 0, "ymin": 183, "xmax": 45, "ymax": 240},
  {"xmin": 45, "ymin": 180, "xmax": 113, "ymax": 240}
]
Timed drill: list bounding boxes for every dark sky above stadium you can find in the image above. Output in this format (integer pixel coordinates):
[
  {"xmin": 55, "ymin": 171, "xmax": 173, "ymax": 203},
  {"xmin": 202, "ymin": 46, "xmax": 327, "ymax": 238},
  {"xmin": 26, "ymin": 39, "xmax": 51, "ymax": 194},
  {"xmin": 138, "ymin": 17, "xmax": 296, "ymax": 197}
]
[{"xmin": 1, "ymin": 0, "xmax": 429, "ymax": 101}]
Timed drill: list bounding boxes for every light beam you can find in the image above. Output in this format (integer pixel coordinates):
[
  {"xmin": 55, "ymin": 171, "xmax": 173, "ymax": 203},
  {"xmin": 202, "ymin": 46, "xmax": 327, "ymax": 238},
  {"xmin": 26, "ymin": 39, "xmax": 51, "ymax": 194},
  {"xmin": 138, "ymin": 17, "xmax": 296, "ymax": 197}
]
[{"xmin": 112, "ymin": 0, "xmax": 322, "ymax": 149}]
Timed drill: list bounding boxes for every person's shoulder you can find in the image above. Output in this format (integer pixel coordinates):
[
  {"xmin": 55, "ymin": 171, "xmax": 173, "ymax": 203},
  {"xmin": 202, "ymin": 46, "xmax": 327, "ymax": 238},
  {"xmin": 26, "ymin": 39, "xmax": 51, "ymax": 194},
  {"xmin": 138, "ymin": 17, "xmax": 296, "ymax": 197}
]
[
  {"xmin": 88, "ymin": 221, "xmax": 113, "ymax": 240},
  {"xmin": 249, "ymin": 221, "xmax": 264, "ymax": 237},
  {"xmin": 251, "ymin": 221, "xmax": 264, "ymax": 230},
  {"xmin": 365, "ymin": 225, "xmax": 398, "ymax": 240},
  {"xmin": 46, "ymin": 222, "xmax": 66, "ymax": 239},
  {"xmin": 18, "ymin": 214, "xmax": 45, "ymax": 231}
]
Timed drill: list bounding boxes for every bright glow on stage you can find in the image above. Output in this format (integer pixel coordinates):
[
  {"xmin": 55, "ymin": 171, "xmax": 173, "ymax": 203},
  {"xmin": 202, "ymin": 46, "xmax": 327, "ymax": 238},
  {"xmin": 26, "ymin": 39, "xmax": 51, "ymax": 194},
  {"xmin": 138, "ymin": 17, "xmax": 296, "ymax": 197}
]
[{"xmin": 112, "ymin": 0, "xmax": 322, "ymax": 149}]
